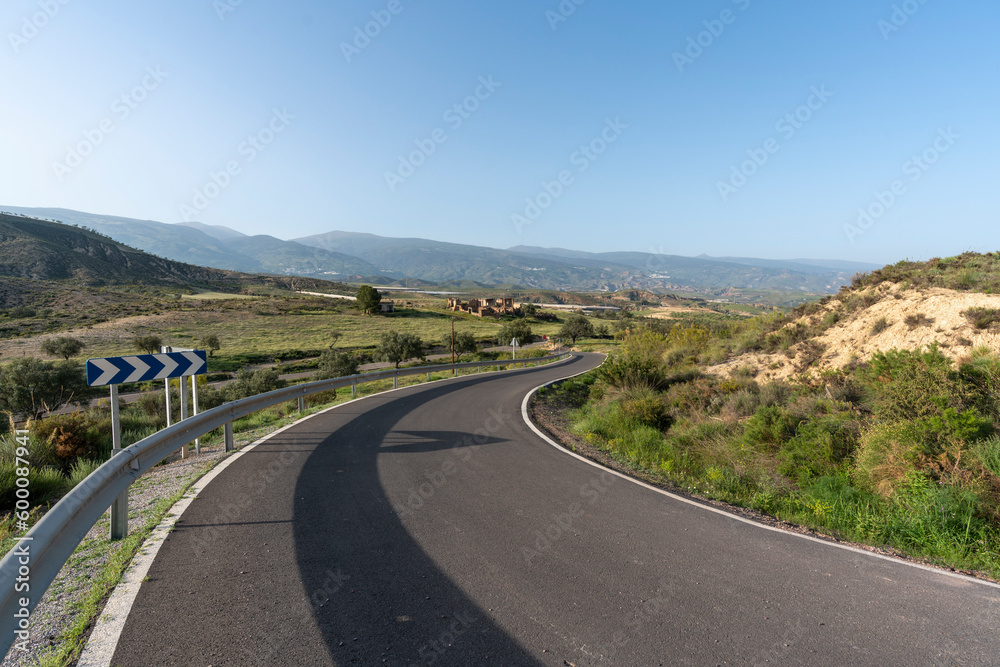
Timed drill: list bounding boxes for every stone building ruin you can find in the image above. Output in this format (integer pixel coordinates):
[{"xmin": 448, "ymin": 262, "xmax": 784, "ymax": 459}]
[{"xmin": 447, "ymin": 297, "xmax": 521, "ymax": 318}]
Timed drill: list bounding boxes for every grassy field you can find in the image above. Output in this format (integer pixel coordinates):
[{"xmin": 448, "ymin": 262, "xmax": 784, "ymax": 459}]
[{"xmin": 0, "ymin": 293, "xmax": 603, "ymax": 371}]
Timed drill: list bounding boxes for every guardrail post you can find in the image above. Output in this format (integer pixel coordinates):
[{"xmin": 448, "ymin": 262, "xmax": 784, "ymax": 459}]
[
  {"xmin": 352, "ymin": 382, "xmax": 357, "ymax": 400},
  {"xmin": 109, "ymin": 385, "xmax": 128, "ymax": 540},
  {"xmin": 192, "ymin": 375, "xmax": 201, "ymax": 455},
  {"xmin": 393, "ymin": 373, "xmax": 398, "ymax": 390},
  {"xmin": 224, "ymin": 421, "xmax": 234, "ymax": 452},
  {"xmin": 164, "ymin": 378, "xmax": 172, "ymax": 428},
  {"xmin": 179, "ymin": 377, "xmax": 189, "ymax": 459},
  {"xmin": 297, "ymin": 396, "xmax": 306, "ymax": 414}
]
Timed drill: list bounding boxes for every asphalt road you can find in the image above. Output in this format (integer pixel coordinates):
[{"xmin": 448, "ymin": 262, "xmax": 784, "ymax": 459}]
[{"xmin": 109, "ymin": 353, "xmax": 1000, "ymax": 665}]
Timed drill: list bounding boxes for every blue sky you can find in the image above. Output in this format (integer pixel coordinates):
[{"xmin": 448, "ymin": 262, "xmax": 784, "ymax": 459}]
[{"xmin": 1, "ymin": 0, "xmax": 997, "ymax": 264}]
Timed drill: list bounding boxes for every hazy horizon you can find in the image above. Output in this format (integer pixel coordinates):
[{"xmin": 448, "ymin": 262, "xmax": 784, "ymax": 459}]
[{"xmin": 2, "ymin": 1, "xmax": 996, "ymax": 265}]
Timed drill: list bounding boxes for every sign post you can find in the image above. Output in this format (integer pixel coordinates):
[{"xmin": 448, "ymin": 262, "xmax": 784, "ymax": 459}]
[
  {"xmin": 163, "ymin": 347, "xmax": 201, "ymax": 458},
  {"xmin": 86, "ymin": 349, "xmax": 207, "ymax": 539}
]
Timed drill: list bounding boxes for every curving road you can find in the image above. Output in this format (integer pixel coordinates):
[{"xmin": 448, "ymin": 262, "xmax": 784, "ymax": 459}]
[{"xmin": 106, "ymin": 353, "xmax": 1000, "ymax": 665}]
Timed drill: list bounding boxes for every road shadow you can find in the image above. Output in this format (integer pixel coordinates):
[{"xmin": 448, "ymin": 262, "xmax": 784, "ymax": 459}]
[{"xmin": 292, "ymin": 372, "xmax": 552, "ymax": 666}]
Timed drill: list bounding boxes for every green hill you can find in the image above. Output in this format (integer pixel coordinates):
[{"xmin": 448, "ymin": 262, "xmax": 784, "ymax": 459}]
[{"xmin": 0, "ymin": 213, "xmax": 356, "ymax": 337}]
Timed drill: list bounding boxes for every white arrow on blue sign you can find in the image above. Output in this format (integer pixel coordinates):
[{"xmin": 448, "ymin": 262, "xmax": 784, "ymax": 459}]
[{"xmin": 86, "ymin": 350, "xmax": 207, "ymax": 387}]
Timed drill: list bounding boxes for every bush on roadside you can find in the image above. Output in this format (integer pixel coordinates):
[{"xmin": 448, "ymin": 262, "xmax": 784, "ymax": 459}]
[
  {"xmin": 619, "ymin": 387, "xmax": 670, "ymax": 430},
  {"xmin": 224, "ymin": 368, "xmax": 286, "ymax": 402},
  {"xmin": 852, "ymin": 422, "xmax": 923, "ymax": 498},
  {"xmin": 0, "ymin": 461, "xmax": 67, "ymax": 511},
  {"xmin": 31, "ymin": 412, "xmax": 110, "ymax": 465}
]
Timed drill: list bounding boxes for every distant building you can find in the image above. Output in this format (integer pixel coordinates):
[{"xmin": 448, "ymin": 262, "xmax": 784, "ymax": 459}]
[
  {"xmin": 447, "ymin": 297, "xmax": 520, "ymax": 318},
  {"xmin": 380, "ymin": 301, "xmax": 395, "ymax": 313}
]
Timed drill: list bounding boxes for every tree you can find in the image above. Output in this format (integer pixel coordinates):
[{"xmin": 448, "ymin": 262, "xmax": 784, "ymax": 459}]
[
  {"xmin": 328, "ymin": 331, "xmax": 342, "ymax": 349},
  {"xmin": 223, "ymin": 368, "xmax": 286, "ymax": 402},
  {"xmin": 498, "ymin": 320, "xmax": 533, "ymax": 348},
  {"xmin": 317, "ymin": 350, "xmax": 359, "ymax": 379},
  {"xmin": 356, "ymin": 285, "xmax": 382, "ymax": 316},
  {"xmin": 521, "ymin": 303, "xmax": 539, "ymax": 318},
  {"xmin": 377, "ymin": 331, "xmax": 424, "ymax": 369},
  {"xmin": 560, "ymin": 314, "xmax": 595, "ymax": 344},
  {"xmin": 40, "ymin": 336, "xmax": 86, "ymax": 360},
  {"xmin": 454, "ymin": 332, "xmax": 478, "ymax": 355},
  {"xmin": 133, "ymin": 335, "xmax": 163, "ymax": 354},
  {"xmin": 201, "ymin": 334, "xmax": 221, "ymax": 357},
  {"xmin": 594, "ymin": 323, "xmax": 611, "ymax": 340},
  {"xmin": 0, "ymin": 358, "xmax": 97, "ymax": 421}
]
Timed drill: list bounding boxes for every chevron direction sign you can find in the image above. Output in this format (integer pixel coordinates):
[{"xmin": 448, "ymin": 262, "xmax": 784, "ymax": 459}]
[{"xmin": 86, "ymin": 350, "xmax": 207, "ymax": 387}]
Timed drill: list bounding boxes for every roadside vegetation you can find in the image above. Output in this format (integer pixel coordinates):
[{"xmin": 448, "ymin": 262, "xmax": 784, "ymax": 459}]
[{"xmin": 540, "ymin": 255, "xmax": 1000, "ymax": 579}]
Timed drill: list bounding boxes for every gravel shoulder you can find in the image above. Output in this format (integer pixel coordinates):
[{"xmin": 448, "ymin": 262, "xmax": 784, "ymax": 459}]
[{"xmin": 0, "ymin": 422, "xmax": 293, "ymax": 667}]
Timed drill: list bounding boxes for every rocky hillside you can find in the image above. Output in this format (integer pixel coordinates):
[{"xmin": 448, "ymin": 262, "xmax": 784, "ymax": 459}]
[{"xmin": 711, "ymin": 253, "xmax": 1000, "ymax": 380}]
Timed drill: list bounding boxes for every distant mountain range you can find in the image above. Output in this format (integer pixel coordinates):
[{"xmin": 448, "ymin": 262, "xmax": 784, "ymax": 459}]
[{"xmin": 1, "ymin": 206, "xmax": 882, "ymax": 294}]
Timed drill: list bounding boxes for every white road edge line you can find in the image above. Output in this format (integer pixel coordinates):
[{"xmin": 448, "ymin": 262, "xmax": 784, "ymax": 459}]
[
  {"xmin": 520, "ymin": 355, "xmax": 1000, "ymax": 592},
  {"xmin": 78, "ymin": 355, "xmax": 573, "ymax": 666}
]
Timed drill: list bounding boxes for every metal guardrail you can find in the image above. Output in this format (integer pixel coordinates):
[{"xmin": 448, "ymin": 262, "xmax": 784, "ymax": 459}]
[{"xmin": 0, "ymin": 351, "xmax": 572, "ymax": 656}]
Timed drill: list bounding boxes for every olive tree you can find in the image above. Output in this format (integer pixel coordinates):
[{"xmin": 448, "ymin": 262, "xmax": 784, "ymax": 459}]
[
  {"xmin": 377, "ymin": 331, "xmax": 424, "ymax": 369},
  {"xmin": 40, "ymin": 336, "xmax": 86, "ymax": 360}
]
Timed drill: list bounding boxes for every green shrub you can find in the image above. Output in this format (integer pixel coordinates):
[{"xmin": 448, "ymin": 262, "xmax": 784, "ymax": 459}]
[
  {"xmin": 32, "ymin": 412, "xmax": 110, "ymax": 465},
  {"xmin": 972, "ymin": 436, "xmax": 1000, "ymax": 478},
  {"xmin": 778, "ymin": 413, "xmax": 860, "ymax": 482},
  {"xmin": 742, "ymin": 405, "xmax": 797, "ymax": 452},
  {"xmin": 665, "ymin": 377, "xmax": 719, "ymax": 413},
  {"xmin": 7, "ymin": 306, "xmax": 36, "ymax": 319},
  {"xmin": 870, "ymin": 317, "xmax": 891, "ymax": 335},
  {"xmin": 721, "ymin": 387, "xmax": 761, "ymax": 419},
  {"xmin": 0, "ymin": 429, "xmax": 60, "ymax": 469},
  {"xmin": 0, "ymin": 461, "xmax": 68, "ymax": 511},
  {"xmin": 68, "ymin": 458, "xmax": 102, "ymax": 487},
  {"xmin": 599, "ymin": 353, "xmax": 667, "ymax": 391},
  {"xmin": 962, "ymin": 307, "xmax": 1000, "ymax": 330},
  {"xmin": 224, "ymin": 368, "xmax": 286, "ymax": 401},
  {"xmin": 857, "ymin": 346, "xmax": 964, "ymax": 422},
  {"xmin": 619, "ymin": 388, "xmax": 670, "ymax": 429},
  {"xmin": 317, "ymin": 350, "xmax": 359, "ymax": 379},
  {"xmin": 903, "ymin": 313, "xmax": 934, "ymax": 330},
  {"xmin": 853, "ymin": 422, "xmax": 923, "ymax": 498}
]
